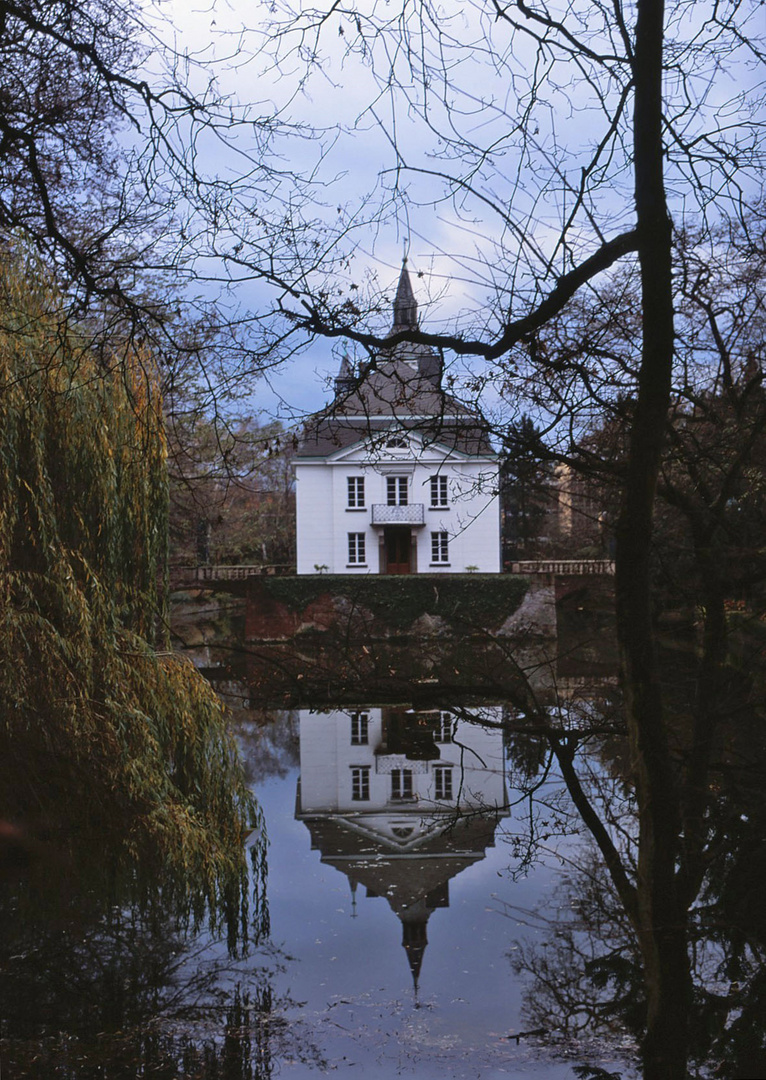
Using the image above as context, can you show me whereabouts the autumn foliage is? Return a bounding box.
[0,257,264,936]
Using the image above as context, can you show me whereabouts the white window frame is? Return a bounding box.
[391,769,414,801]
[348,532,366,565]
[350,711,369,745]
[433,712,454,744]
[351,766,370,801]
[430,474,449,508]
[434,766,453,801]
[431,531,449,564]
[347,476,365,508]
[387,475,408,506]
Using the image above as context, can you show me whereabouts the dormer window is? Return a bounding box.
[386,436,408,449]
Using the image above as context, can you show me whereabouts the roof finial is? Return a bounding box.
[392,257,418,333]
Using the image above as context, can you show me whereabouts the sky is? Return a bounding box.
[156,0,765,424]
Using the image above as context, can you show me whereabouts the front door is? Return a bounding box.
[384,527,412,574]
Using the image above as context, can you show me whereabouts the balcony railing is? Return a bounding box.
[375,754,430,774]
[371,503,425,526]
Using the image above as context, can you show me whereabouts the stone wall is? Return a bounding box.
[245,574,530,642]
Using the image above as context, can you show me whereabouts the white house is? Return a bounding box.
[295,705,509,987]
[294,263,501,574]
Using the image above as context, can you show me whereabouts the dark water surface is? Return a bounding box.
[7,595,729,1080]
[226,696,636,1080]
[0,688,635,1079]
[4,592,764,1077]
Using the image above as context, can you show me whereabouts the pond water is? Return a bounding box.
[0,637,635,1080]
[217,680,636,1080]
[10,599,764,1079]
[4,585,765,1080]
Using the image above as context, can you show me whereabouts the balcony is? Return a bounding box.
[371,503,426,526]
[374,754,430,774]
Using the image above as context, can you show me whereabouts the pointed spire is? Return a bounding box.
[401,913,428,994]
[334,354,355,397]
[392,258,418,333]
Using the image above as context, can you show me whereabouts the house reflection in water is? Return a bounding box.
[295,707,509,990]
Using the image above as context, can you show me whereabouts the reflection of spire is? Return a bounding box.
[392,259,418,333]
[296,707,510,996]
[400,898,430,997]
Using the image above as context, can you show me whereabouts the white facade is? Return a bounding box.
[295,433,500,575]
[297,705,508,828]
[295,704,509,986]
[294,262,501,575]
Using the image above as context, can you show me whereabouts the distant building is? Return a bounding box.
[294,262,501,574]
[295,706,509,989]
[553,463,608,551]
[500,458,611,561]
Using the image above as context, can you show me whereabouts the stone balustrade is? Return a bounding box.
[510,559,615,576]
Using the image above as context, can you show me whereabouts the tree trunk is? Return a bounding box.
[616,1,693,1076]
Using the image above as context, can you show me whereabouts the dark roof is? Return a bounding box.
[298,359,494,458]
[299,809,501,992]
[298,261,495,460]
[297,415,493,457]
[301,813,500,912]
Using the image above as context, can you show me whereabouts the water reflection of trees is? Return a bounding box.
[0,729,316,1080]
[195,626,766,1078]
[505,844,766,1078]
[488,673,766,1080]
[0,874,321,1080]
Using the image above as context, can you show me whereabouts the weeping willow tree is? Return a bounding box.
[0,256,266,941]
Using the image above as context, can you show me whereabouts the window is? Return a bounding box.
[430,474,449,507]
[348,532,366,564]
[350,711,369,745]
[431,531,449,563]
[434,712,454,744]
[434,766,453,801]
[387,476,408,506]
[386,436,408,449]
[391,769,414,800]
[351,766,370,801]
[347,476,365,508]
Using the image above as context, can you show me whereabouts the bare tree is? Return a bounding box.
[221,3,766,1077]
[0,0,305,404]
